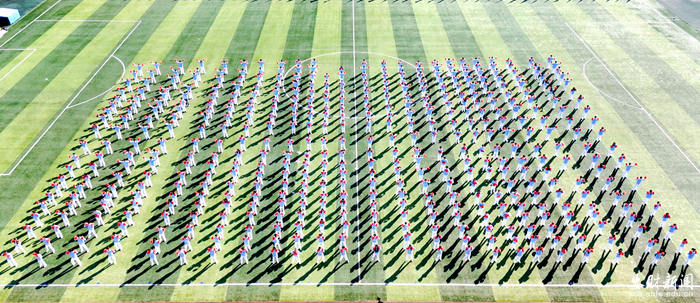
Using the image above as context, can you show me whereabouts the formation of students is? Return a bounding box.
[3,55,695,284]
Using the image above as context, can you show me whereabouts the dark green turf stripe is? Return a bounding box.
[280,0,317,63]
[435,1,483,59]
[223,0,272,62]
[0,0,127,135]
[481,2,543,65]
[112,1,227,300]
[479,3,605,301]
[387,1,426,64]
[30,0,83,21]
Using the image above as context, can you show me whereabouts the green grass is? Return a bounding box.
[1,0,700,302]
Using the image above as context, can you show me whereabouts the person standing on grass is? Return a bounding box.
[147,249,158,266]
[270,247,279,264]
[208,247,218,264]
[67,249,82,267]
[11,238,25,255]
[683,248,696,268]
[105,248,117,265]
[177,248,187,266]
[2,252,18,268]
[33,252,47,268]
[291,248,301,265]
[339,247,349,263]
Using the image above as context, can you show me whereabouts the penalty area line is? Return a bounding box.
[0,48,37,83]
[0,21,141,177]
[565,21,700,177]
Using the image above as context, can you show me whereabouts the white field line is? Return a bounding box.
[35,19,141,23]
[351,0,361,282]
[0,48,37,83]
[642,0,699,42]
[567,21,671,24]
[640,1,700,77]
[0,21,141,177]
[66,54,127,109]
[581,57,643,110]
[0,282,696,288]
[565,21,700,176]
[670,51,700,77]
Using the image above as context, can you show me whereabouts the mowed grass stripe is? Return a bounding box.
[435,1,482,59]
[415,4,504,302]
[409,0,464,294]
[338,0,390,300]
[279,1,344,301]
[309,0,363,299]
[224,0,294,301]
[186,0,247,72]
[223,0,272,62]
[113,1,228,301]
[281,0,322,291]
[582,3,700,143]
[216,1,276,301]
[382,2,442,302]
[58,7,164,303]
[0,0,109,134]
[360,2,401,293]
[411,2,454,61]
[557,5,700,167]
[167,2,251,301]
[361,0,395,288]
[61,1,201,301]
[430,5,499,301]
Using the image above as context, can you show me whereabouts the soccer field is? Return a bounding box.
[1,0,700,302]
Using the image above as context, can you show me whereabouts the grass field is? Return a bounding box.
[1,0,700,302]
